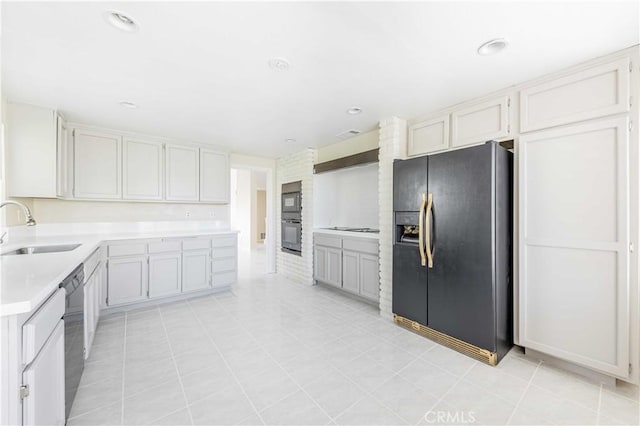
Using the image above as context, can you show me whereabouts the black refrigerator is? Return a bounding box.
[392,141,513,365]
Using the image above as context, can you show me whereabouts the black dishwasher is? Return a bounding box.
[59,264,84,421]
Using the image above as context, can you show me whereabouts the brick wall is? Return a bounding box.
[276,148,317,284]
[378,118,406,318]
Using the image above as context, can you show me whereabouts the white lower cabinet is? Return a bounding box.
[22,320,65,426]
[149,253,182,298]
[314,233,379,302]
[519,117,631,378]
[182,249,211,292]
[211,235,238,289]
[107,255,148,306]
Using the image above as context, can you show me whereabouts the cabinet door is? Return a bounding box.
[148,253,182,298]
[84,274,96,358]
[165,144,199,201]
[107,256,148,306]
[326,248,342,288]
[359,253,379,301]
[408,114,450,156]
[313,245,328,283]
[74,128,122,199]
[6,102,57,198]
[451,95,510,148]
[519,117,629,377]
[342,250,359,294]
[182,249,211,292]
[22,320,65,426]
[123,138,163,200]
[520,58,630,132]
[56,115,73,199]
[200,149,229,203]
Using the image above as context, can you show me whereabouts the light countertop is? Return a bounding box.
[313,228,380,240]
[0,229,238,317]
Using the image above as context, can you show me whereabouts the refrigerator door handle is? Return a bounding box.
[425,193,434,268]
[418,193,427,266]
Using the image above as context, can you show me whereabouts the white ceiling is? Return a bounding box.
[2,1,638,158]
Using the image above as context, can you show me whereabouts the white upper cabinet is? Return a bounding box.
[519,117,630,378]
[407,114,450,156]
[123,138,163,200]
[5,102,58,198]
[451,95,511,148]
[74,128,122,199]
[520,58,630,132]
[165,144,199,201]
[200,148,229,203]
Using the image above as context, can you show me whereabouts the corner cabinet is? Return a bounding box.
[200,149,229,203]
[73,128,122,199]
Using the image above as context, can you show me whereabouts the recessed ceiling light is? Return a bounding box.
[104,11,139,32]
[285,138,296,143]
[346,107,363,115]
[119,101,138,109]
[268,57,290,71]
[477,38,509,56]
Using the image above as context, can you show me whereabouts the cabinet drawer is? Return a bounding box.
[22,288,66,365]
[212,271,236,287]
[520,58,630,132]
[148,240,181,253]
[343,238,378,255]
[108,243,146,257]
[212,247,236,259]
[212,258,236,273]
[212,235,237,248]
[182,238,211,250]
[314,234,342,249]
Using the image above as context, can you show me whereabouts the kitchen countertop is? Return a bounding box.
[0,229,238,317]
[313,228,380,240]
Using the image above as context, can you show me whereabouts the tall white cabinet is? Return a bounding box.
[517,52,637,381]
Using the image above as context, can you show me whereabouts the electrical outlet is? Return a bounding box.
[185,211,191,218]
[209,211,215,218]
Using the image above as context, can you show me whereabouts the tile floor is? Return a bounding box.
[68,251,640,425]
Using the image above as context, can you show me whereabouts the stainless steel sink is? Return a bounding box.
[2,244,81,256]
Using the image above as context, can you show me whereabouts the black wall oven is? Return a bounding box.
[281,181,302,255]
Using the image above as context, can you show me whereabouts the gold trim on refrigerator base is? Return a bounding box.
[393,314,498,366]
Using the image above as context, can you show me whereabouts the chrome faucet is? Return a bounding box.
[0,200,37,226]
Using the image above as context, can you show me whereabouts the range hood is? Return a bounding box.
[313,148,379,174]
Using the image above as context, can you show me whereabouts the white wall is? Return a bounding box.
[313,163,379,229]
[276,149,316,284]
[230,168,252,252]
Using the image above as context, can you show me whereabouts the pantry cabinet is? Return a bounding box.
[407,114,450,156]
[123,138,163,200]
[520,57,630,132]
[165,144,199,201]
[519,117,631,378]
[200,148,229,203]
[74,128,122,199]
[451,95,511,148]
